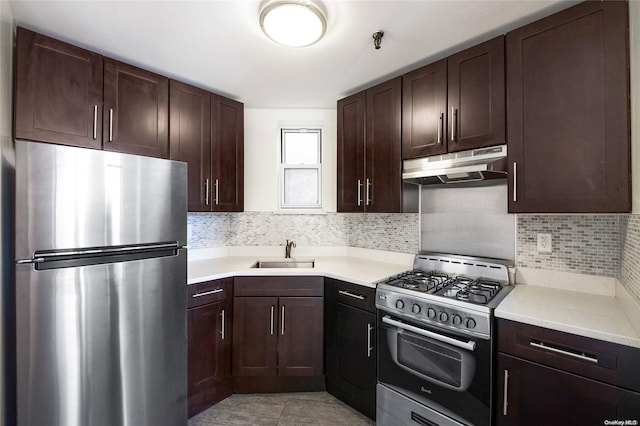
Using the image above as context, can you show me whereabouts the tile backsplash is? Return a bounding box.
[188,212,419,254]
[517,215,620,277]
[188,211,640,303]
[620,214,640,302]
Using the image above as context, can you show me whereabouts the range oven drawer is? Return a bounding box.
[377,384,466,426]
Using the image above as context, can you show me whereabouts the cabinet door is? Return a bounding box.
[496,353,640,425]
[507,1,630,213]
[103,58,169,158]
[187,298,231,416]
[169,80,211,212]
[278,297,323,377]
[365,77,402,213]
[14,27,103,149]
[325,301,376,419]
[448,36,505,152]
[402,59,447,159]
[337,91,366,212]
[232,297,278,377]
[211,95,244,212]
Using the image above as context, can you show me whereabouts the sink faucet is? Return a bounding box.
[285,240,296,258]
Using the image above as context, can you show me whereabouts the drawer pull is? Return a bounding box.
[530,340,598,363]
[338,290,365,301]
[191,288,223,298]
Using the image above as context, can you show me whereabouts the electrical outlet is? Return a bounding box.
[537,233,552,253]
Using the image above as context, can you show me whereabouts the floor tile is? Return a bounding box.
[187,392,375,426]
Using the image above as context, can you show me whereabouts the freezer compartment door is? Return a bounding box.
[15,141,187,260]
[16,250,187,426]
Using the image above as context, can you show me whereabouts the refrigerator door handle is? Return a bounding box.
[34,242,179,261]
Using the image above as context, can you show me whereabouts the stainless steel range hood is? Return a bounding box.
[403,145,508,185]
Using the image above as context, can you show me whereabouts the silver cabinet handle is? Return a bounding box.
[204,178,210,206]
[191,288,223,298]
[220,309,225,340]
[270,306,274,336]
[437,111,443,144]
[502,370,509,416]
[338,290,365,301]
[530,341,598,363]
[382,315,476,351]
[367,323,374,358]
[512,162,517,202]
[108,108,114,142]
[281,305,285,335]
[366,178,372,206]
[214,179,219,205]
[93,105,98,139]
[451,107,457,142]
[357,179,362,206]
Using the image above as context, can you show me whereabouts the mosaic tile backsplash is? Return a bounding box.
[188,212,419,254]
[517,215,620,277]
[188,211,640,303]
[620,214,640,302]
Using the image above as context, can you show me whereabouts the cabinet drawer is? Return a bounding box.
[497,319,640,392]
[325,278,375,313]
[234,276,323,297]
[188,278,232,308]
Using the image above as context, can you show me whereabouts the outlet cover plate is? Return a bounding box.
[537,233,552,253]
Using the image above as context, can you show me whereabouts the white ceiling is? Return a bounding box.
[9,0,577,109]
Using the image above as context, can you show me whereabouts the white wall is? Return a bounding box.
[630,0,639,213]
[243,108,337,212]
[0,1,14,424]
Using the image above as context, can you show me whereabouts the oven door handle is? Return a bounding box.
[382,316,476,351]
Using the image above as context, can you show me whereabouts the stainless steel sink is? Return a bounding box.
[252,259,315,268]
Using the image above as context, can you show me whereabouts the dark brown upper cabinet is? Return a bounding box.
[403,37,505,159]
[448,36,505,153]
[337,77,404,213]
[14,27,104,149]
[169,80,212,212]
[507,1,630,213]
[211,95,244,212]
[402,59,447,158]
[103,59,169,158]
[169,81,244,213]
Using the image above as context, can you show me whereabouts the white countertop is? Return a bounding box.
[187,246,414,288]
[496,277,640,349]
[189,248,640,349]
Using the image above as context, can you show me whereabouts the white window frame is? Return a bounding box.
[279,127,323,211]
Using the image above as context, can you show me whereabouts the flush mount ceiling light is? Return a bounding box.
[260,0,327,47]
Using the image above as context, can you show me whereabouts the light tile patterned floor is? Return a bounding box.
[188,392,375,426]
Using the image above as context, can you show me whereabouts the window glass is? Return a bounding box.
[280,128,322,210]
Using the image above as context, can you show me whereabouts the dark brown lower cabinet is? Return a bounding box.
[496,319,640,425]
[187,279,233,417]
[496,354,640,425]
[325,279,376,420]
[232,276,324,393]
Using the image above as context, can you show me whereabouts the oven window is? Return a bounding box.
[397,332,462,387]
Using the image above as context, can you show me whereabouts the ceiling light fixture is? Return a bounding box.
[260,0,327,47]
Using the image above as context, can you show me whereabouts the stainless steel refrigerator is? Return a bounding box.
[14,141,188,426]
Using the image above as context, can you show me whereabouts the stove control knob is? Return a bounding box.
[412,304,421,314]
[395,300,405,310]
[452,314,462,325]
[466,318,477,329]
[427,308,436,319]
[439,312,449,322]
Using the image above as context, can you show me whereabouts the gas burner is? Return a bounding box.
[435,277,503,305]
[383,270,451,293]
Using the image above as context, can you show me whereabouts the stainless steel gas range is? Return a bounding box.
[375,253,514,426]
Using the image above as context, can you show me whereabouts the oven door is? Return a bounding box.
[378,311,492,426]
